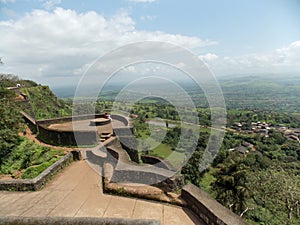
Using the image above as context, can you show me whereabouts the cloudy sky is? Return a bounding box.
[0,0,300,87]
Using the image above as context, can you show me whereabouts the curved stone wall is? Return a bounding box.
[22,113,130,146]
[37,125,98,146]
[111,114,129,126]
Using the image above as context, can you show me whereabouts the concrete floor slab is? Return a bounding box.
[22,190,71,217]
[103,196,136,218]
[132,200,163,224]
[48,190,90,217]
[0,161,201,225]
[164,205,202,225]
[0,192,27,216]
[75,193,111,218]
[4,191,49,217]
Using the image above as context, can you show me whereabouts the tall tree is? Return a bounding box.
[212,152,250,215]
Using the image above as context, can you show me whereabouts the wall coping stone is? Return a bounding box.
[0,217,160,225]
[181,184,250,225]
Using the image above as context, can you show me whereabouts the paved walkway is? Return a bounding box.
[0,161,202,225]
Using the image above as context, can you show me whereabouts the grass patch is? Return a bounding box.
[150,143,185,168]
[0,137,65,179]
[21,158,58,179]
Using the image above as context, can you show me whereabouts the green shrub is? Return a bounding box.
[21,158,58,179]
[0,138,64,178]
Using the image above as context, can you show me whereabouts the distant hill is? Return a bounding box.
[51,73,300,113]
[0,74,72,120]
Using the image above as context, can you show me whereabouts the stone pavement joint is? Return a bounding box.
[0,161,203,225]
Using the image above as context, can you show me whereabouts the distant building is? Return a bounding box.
[235,146,249,155]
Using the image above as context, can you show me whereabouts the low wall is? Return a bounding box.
[35,114,130,146]
[106,146,183,192]
[0,153,74,191]
[0,217,160,225]
[141,155,176,171]
[37,124,98,146]
[118,136,139,163]
[21,110,38,133]
[111,170,167,185]
[20,110,36,125]
[20,112,131,146]
[111,114,129,126]
[113,127,134,136]
[181,184,250,225]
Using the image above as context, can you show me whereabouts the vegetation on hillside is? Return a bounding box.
[0,138,65,179]
[0,75,66,179]
[0,77,22,165]
[182,129,300,225]
[22,85,72,120]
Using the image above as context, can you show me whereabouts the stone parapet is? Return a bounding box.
[181,184,249,225]
[0,217,160,225]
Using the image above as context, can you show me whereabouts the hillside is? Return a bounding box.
[0,75,68,179]
[21,85,72,120]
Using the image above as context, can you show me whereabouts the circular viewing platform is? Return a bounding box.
[90,118,111,126]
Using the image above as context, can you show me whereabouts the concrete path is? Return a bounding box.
[0,161,202,225]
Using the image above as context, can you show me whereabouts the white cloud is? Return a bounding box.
[206,41,300,75]
[127,0,157,3]
[199,53,218,62]
[0,0,15,4]
[43,0,61,10]
[0,8,215,85]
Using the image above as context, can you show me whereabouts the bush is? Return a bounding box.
[0,138,64,178]
[21,158,57,179]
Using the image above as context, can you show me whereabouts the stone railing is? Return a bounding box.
[0,217,160,225]
[0,152,76,191]
[181,184,250,225]
[111,114,130,126]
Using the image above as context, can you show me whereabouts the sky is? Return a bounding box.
[0,0,300,87]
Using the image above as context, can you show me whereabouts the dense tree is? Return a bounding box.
[182,147,205,187]
[212,152,250,215]
[247,167,300,225]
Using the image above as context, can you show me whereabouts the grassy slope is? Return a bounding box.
[22,85,72,120]
[1,78,69,179]
[0,137,65,179]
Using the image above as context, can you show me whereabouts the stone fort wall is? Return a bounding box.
[22,113,131,146]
